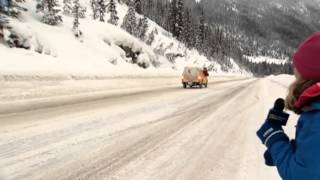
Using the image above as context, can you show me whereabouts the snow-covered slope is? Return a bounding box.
[0,0,249,79]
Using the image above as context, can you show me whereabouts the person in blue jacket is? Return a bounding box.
[257,32,320,180]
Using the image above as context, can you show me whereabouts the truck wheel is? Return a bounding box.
[183,83,187,89]
[205,83,208,88]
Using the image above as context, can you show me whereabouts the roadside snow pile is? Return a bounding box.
[245,55,288,65]
[0,0,249,79]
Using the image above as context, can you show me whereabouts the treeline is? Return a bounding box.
[238,56,293,76]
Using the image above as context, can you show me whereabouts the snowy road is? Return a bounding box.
[0,76,295,180]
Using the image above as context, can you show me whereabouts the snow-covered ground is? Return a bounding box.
[0,0,249,80]
[0,75,298,180]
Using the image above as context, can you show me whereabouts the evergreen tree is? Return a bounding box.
[78,3,86,18]
[63,0,72,15]
[134,0,141,14]
[176,0,184,39]
[197,8,205,51]
[97,0,106,22]
[169,0,176,34]
[0,14,8,39]
[155,0,168,29]
[136,16,148,40]
[121,2,136,35]
[72,0,83,39]
[1,0,27,17]
[37,0,63,25]
[146,29,155,45]
[107,0,119,25]
[145,0,154,19]
[90,0,99,20]
[72,0,80,30]
[169,0,183,40]
[182,8,193,48]
[36,0,44,13]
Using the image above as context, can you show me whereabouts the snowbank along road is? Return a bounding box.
[0,75,297,180]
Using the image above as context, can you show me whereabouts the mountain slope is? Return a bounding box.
[0,0,249,80]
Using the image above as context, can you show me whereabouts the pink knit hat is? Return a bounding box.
[293,32,320,80]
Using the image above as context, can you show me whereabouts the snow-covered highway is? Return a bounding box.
[0,76,297,180]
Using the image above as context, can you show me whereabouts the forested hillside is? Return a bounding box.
[131,0,320,75]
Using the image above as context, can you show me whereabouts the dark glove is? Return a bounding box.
[257,103,290,149]
[258,99,290,166]
[264,150,275,166]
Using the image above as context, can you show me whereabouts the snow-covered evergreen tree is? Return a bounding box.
[146,29,155,45]
[63,0,72,15]
[72,0,83,39]
[36,0,63,25]
[107,0,118,25]
[1,0,27,17]
[78,4,86,18]
[169,0,184,40]
[36,0,43,12]
[196,8,205,51]
[175,0,184,41]
[136,16,148,40]
[72,0,79,30]
[90,0,99,20]
[0,14,8,40]
[97,0,106,22]
[134,0,141,14]
[70,0,86,18]
[169,0,176,34]
[182,8,193,48]
[121,2,136,35]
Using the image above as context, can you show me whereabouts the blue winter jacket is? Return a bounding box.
[270,102,320,180]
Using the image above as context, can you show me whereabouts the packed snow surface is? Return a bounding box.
[0,75,298,180]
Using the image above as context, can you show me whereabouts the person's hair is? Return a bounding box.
[285,72,319,113]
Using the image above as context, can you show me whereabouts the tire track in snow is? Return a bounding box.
[106,79,261,180]
[57,80,258,180]
[0,78,254,180]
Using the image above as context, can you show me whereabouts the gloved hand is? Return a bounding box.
[263,141,296,166]
[264,150,275,166]
[257,99,290,167]
[257,120,289,148]
[257,99,290,149]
